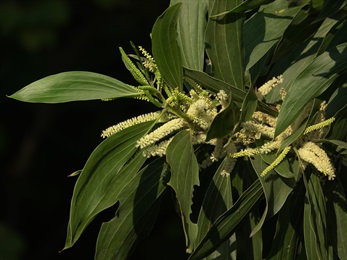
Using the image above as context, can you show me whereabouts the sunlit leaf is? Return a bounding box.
[210,0,274,17]
[8,71,140,103]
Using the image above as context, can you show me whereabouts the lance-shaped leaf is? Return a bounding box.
[210,0,274,17]
[152,3,183,90]
[63,121,155,250]
[275,43,347,136]
[166,130,199,253]
[95,158,168,259]
[170,0,207,71]
[189,178,263,260]
[8,71,139,103]
[267,184,305,260]
[206,0,245,89]
[196,158,236,259]
[244,3,303,72]
[303,173,329,260]
[250,155,293,236]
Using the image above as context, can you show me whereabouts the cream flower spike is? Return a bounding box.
[258,75,283,97]
[101,111,161,138]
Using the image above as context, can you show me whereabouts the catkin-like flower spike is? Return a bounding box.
[260,146,291,177]
[142,138,173,158]
[216,90,229,109]
[119,47,149,86]
[303,117,335,135]
[297,142,335,180]
[101,111,161,138]
[258,75,283,97]
[138,46,157,72]
[242,121,275,139]
[252,111,277,128]
[136,118,186,149]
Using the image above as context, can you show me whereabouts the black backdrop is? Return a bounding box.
[1,0,188,259]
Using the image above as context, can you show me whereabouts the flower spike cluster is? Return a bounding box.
[101,46,337,181]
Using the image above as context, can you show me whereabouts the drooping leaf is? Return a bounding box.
[63,121,155,250]
[267,17,339,103]
[206,101,238,141]
[196,158,236,259]
[166,130,199,253]
[189,178,263,260]
[325,177,347,260]
[267,183,305,260]
[205,0,245,89]
[183,68,246,101]
[275,43,347,136]
[244,3,303,71]
[239,86,258,123]
[210,0,275,17]
[152,3,183,90]
[303,173,328,260]
[250,155,293,236]
[170,0,208,71]
[95,158,168,259]
[8,71,140,103]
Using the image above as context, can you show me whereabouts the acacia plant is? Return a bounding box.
[9,0,347,259]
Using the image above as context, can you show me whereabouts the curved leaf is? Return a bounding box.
[8,71,139,103]
[196,158,235,259]
[95,158,168,259]
[63,121,155,250]
[210,0,274,17]
[206,0,245,89]
[152,3,183,90]
[244,3,302,71]
[249,155,293,236]
[166,130,199,253]
[275,43,347,136]
[170,0,207,70]
[189,179,263,260]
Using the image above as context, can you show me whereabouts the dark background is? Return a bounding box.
[1,0,187,259]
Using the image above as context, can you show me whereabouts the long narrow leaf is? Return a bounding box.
[206,0,245,89]
[275,43,347,136]
[152,3,183,90]
[95,158,168,259]
[63,121,155,250]
[189,178,263,260]
[8,71,139,103]
[170,0,207,70]
[166,130,199,253]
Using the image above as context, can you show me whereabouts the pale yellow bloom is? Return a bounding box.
[260,146,291,177]
[258,75,283,97]
[297,142,335,180]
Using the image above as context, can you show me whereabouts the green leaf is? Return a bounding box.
[267,183,305,260]
[183,68,246,101]
[206,101,238,141]
[166,130,199,253]
[324,176,347,260]
[8,71,139,103]
[63,121,155,250]
[206,0,245,89]
[275,43,347,136]
[244,3,303,71]
[240,86,258,123]
[95,158,168,259]
[196,158,236,259]
[303,173,328,260]
[210,0,274,17]
[250,155,293,236]
[152,3,183,90]
[189,178,263,260]
[170,0,207,71]
[267,17,339,103]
